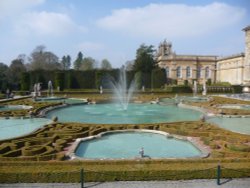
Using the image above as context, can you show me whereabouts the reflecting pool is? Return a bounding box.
[180,96,209,102]
[35,97,87,105]
[46,103,202,124]
[75,131,202,159]
[207,117,250,135]
[0,118,51,140]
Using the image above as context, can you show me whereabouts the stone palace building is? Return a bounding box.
[157,26,250,86]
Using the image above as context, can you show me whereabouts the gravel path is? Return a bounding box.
[1,178,250,188]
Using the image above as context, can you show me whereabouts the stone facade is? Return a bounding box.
[157,25,250,86]
[243,26,250,85]
[216,54,244,85]
[157,40,217,85]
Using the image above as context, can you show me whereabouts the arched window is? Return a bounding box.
[176,66,182,78]
[197,66,202,78]
[186,66,191,78]
[165,67,169,78]
[205,66,210,78]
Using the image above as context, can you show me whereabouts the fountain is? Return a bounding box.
[109,68,135,110]
[47,80,54,97]
[193,80,197,97]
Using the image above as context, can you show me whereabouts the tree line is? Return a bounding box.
[0,43,157,92]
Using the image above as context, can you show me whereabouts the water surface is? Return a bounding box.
[46,103,202,124]
[75,132,202,159]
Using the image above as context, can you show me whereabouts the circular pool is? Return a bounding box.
[46,103,202,124]
[75,131,203,159]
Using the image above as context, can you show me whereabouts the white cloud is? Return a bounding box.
[97,2,246,39]
[15,11,87,36]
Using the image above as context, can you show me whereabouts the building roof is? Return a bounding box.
[158,54,217,62]
[243,25,250,32]
[218,53,244,61]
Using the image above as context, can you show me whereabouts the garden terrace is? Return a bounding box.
[185,96,250,116]
[1,121,250,161]
[0,98,63,117]
[0,121,250,182]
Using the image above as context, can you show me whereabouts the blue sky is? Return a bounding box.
[0,0,249,68]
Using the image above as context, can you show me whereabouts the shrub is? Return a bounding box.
[165,85,192,93]
[232,85,243,93]
[206,79,212,86]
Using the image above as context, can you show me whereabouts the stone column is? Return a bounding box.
[243,26,250,85]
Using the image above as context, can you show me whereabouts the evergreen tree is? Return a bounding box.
[74,52,83,70]
[133,44,156,73]
[61,55,71,70]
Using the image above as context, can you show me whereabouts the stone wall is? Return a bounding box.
[243,26,250,85]
[216,54,244,85]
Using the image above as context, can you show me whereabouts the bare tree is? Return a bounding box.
[30,45,61,70]
[100,59,112,70]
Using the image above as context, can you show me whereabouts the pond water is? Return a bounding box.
[218,104,250,110]
[0,118,51,140]
[46,103,202,124]
[75,131,202,159]
[0,105,32,111]
[35,97,87,105]
[207,117,250,135]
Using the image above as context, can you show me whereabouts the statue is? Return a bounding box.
[100,86,103,94]
[202,80,207,96]
[37,83,41,96]
[33,83,38,97]
[139,147,144,158]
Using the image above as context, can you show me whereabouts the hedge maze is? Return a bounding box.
[0,98,62,117]
[1,120,250,161]
[186,96,250,115]
[1,96,250,182]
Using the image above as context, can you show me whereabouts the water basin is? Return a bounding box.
[46,103,202,124]
[218,104,250,110]
[0,118,51,140]
[180,96,209,102]
[0,105,32,111]
[75,131,203,159]
[207,117,250,135]
[35,97,87,105]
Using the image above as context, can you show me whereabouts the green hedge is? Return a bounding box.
[0,163,250,183]
[165,85,192,93]
[151,68,166,89]
[232,85,243,93]
[55,72,65,91]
